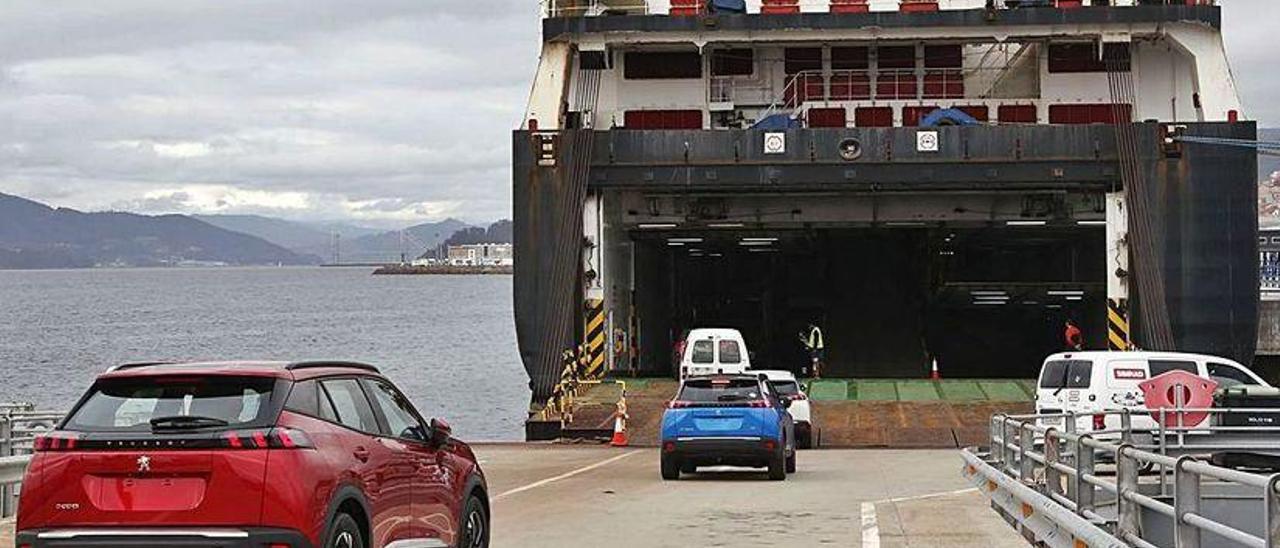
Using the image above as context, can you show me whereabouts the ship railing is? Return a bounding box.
[542,0,649,18]
[967,407,1280,547]
[740,67,1021,115]
[1,405,64,518]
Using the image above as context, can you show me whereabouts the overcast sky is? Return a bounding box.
[0,1,1274,227]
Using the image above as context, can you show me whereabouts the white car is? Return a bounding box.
[753,369,818,449]
[679,328,752,379]
[1035,351,1269,436]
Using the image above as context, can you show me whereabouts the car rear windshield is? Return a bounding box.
[1040,360,1092,389]
[63,376,280,432]
[678,378,761,402]
[690,339,715,364]
[770,380,800,396]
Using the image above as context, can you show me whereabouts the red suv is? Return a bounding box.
[15,360,489,548]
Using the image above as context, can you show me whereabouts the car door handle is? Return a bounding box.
[353,447,370,463]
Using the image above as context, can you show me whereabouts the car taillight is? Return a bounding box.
[663,441,676,453]
[668,401,692,409]
[790,393,807,401]
[1092,414,1106,431]
[762,439,777,450]
[32,432,79,452]
[748,400,770,408]
[221,428,313,449]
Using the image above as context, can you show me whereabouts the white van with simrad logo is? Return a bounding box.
[1035,351,1269,435]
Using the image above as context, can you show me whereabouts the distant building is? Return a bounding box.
[446,243,513,266]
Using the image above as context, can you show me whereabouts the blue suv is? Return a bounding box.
[660,374,796,480]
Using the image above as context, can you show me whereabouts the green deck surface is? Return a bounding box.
[894,381,941,401]
[601,376,1033,402]
[937,381,988,401]
[851,380,898,401]
[808,380,850,401]
[977,381,1034,401]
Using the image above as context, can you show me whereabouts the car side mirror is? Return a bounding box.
[402,426,427,442]
[429,418,452,448]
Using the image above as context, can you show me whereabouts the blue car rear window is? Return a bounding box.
[679,378,760,402]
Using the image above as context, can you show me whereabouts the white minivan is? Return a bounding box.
[679,328,752,379]
[1035,351,1270,435]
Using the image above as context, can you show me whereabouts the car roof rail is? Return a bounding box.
[106,360,178,372]
[285,360,381,373]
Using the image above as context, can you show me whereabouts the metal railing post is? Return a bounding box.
[1075,434,1095,517]
[1120,408,1133,445]
[1003,418,1017,476]
[991,414,1004,467]
[1174,456,1201,548]
[0,413,11,518]
[1044,428,1062,499]
[1065,413,1078,502]
[1266,474,1280,548]
[1019,422,1035,483]
[1116,444,1142,540]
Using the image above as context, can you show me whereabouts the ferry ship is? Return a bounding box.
[511,0,1258,405]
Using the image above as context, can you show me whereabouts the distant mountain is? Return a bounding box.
[193,214,383,260]
[0,193,318,269]
[342,219,470,263]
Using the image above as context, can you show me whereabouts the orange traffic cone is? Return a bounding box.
[610,415,628,447]
[610,397,629,447]
[929,358,941,380]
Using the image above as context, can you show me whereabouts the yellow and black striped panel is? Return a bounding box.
[1107,298,1130,351]
[583,298,607,378]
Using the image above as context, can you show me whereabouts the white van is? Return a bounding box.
[679,328,752,378]
[1035,351,1269,435]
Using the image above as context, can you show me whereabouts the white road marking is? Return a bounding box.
[859,487,978,547]
[493,450,641,502]
[860,502,879,548]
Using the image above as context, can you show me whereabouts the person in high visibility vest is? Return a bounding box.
[799,323,825,379]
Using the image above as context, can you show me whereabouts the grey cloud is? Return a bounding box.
[0,0,537,224]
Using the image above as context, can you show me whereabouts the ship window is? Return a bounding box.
[623,110,703,130]
[711,49,754,76]
[855,107,893,128]
[923,45,962,69]
[784,48,822,75]
[903,105,940,127]
[1271,237,1280,244]
[1049,104,1132,125]
[1048,43,1130,73]
[998,104,1038,124]
[624,51,702,79]
[807,107,847,128]
[831,47,870,71]
[955,105,989,122]
[877,46,916,70]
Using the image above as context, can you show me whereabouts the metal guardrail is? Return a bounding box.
[965,408,1280,548]
[1,404,63,518]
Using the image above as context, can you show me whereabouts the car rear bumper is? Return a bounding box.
[16,527,313,548]
[665,436,778,466]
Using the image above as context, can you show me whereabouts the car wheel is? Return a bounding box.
[798,429,812,450]
[457,494,489,548]
[661,454,681,480]
[325,513,365,548]
[767,450,786,481]
[786,450,797,474]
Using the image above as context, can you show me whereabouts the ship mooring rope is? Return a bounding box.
[1106,44,1176,351]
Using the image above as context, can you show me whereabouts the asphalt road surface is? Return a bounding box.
[1,446,1027,547]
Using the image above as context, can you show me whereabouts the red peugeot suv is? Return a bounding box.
[15,360,489,548]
